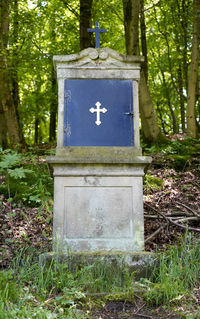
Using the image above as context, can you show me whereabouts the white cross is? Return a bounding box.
[89,101,107,126]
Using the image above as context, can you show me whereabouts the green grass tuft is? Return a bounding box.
[144,234,200,305]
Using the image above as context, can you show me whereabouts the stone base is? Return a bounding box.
[47,152,151,253]
[39,251,157,280]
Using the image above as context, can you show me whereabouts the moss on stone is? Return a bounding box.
[47,147,152,165]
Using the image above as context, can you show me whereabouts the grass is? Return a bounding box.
[0,249,134,318]
[144,233,200,306]
[0,235,199,318]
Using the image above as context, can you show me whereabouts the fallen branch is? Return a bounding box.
[144,203,200,235]
[165,211,191,217]
[135,315,153,319]
[176,216,200,223]
[168,217,200,232]
[144,203,169,223]
[144,215,158,219]
[135,303,146,314]
[145,224,167,244]
[176,201,199,217]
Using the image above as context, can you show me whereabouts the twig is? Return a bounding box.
[135,303,146,314]
[144,0,162,12]
[60,0,79,18]
[144,215,158,219]
[176,216,200,223]
[100,1,124,23]
[165,211,191,217]
[168,218,200,232]
[133,313,153,319]
[176,201,199,217]
[145,224,167,243]
[144,203,169,223]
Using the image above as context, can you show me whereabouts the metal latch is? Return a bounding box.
[124,112,134,117]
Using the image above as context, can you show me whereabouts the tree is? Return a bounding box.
[186,0,200,138]
[0,0,23,147]
[123,0,162,144]
[80,0,93,50]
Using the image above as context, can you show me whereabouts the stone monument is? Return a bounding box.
[45,24,152,266]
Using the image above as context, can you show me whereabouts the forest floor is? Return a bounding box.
[0,138,200,318]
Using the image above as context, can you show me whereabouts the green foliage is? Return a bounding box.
[0,149,53,208]
[161,138,200,156]
[0,150,33,198]
[0,270,19,303]
[143,235,200,306]
[144,174,164,192]
[0,249,135,318]
[144,137,200,170]
[0,237,199,317]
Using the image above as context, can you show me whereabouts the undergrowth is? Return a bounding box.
[0,235,199,318]
[143,234,200,307]
[144,137,200,170]
[0,149,53,209]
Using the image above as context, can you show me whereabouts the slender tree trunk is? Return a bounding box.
[11,0,26,146]
[0,102,7,148]
[123,0,161,144]
[48,13,57,142]
[161,70,178,133]
[11,0,19,115]
[180,0,189,93]
[34,117,39,145]
[49,66,57,142]
[156,103,168,135]
[0,0,23,146]
[186,0,200,137]
[140,0,148,81]
[80,0,93,50]
[178,65,186,132]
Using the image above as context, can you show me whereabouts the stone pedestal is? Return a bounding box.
[47,148,151,253]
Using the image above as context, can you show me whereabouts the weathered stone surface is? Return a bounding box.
[47,148,152,164]
[51,162,150,253]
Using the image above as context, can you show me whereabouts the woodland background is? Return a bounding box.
[0,0,200,149]
[0,1,200,318]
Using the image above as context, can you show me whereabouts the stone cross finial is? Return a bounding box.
[87,22,107,48]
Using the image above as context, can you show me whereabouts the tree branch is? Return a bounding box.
[175,201,199,217]
[144,0,162,12]
[145,224,167,243]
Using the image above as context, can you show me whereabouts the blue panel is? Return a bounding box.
[63,79,134,146]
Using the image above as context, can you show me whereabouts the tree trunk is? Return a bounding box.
[80,0,93,50]
[0,0,23,146]
[0,102,7,149]
[161,70,178,133]
[186,0,200,138]
[123,0,140,55]
[49,66,57,142]
[123,0,161,144]
[140,0,148,81]
[178,65,186,132]
[139,70,162,142]
[34,117,39,145]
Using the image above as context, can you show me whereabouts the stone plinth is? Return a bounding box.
[47,148,151,253]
